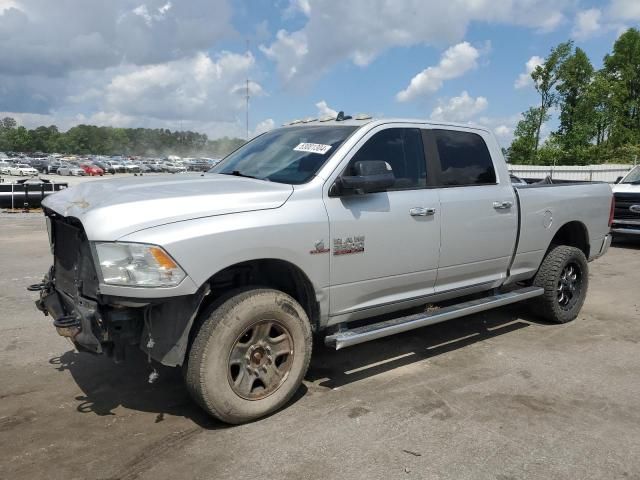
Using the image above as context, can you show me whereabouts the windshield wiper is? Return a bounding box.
[221,170,269,181]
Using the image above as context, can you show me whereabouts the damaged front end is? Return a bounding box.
[34,211,209,367]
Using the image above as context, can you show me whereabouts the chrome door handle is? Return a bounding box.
[493,201,513,210]
[410,207,436,217]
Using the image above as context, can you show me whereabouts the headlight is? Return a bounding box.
[94,242,186,287]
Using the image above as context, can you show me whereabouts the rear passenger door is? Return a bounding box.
[429,129,517,292]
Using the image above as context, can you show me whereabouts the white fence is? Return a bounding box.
[508,164,635,183]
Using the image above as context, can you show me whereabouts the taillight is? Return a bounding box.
[609,195,615,227]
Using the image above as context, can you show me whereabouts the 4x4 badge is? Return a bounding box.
[309,240,330,255]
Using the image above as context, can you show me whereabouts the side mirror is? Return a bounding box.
[331,160,395,196]
[615,176,623,184]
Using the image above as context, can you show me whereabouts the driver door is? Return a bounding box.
[324,126,441,323]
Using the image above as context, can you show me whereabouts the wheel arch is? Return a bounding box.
[548,221,590,258]
[198,258,320,332]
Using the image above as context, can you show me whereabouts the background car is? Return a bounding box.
[45,160,65,174]
[80,163,104,176]
[8,163,38,176]
[122,161,141,173]
[0,161,11,174]
[92,160,116,174]
[29,157,51,173]
[57,164,86,176]
[162,162,187,173]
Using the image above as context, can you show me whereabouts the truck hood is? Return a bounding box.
[43,173,294,240]
[612,184,640,194]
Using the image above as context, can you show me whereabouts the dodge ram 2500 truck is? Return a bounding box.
[34,117,614,424]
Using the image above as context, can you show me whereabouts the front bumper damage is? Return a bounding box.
[35,270,210,366]
[34,213,210,367]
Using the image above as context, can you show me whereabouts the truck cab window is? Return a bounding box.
[433,130,496,186]
[349,128,427,190]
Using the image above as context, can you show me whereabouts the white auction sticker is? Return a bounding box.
[294,143,332,155]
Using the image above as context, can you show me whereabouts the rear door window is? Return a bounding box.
[433,130,496,186]
[349,128,427,190]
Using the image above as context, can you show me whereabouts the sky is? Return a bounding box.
[0,0,638,148]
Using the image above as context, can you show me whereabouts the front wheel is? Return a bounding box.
[532,245,589,323]
[185,288,312,424]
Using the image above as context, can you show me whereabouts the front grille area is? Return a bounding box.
[50,216,99,299]
[614,192,640,220]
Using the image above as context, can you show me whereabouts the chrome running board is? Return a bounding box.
[324,286,544,350]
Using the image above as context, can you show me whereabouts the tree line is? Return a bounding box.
[0,119,246,158]
[508,28,640,166]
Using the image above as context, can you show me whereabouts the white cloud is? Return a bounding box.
[430,91,488,122]
[103,52,261,123]
[494,125,512,139]
[609,0,640,20]
[572,9,603,40]
[476,114,522,147]
[0,51,264,139]
[260,30,309,83]
[261,0,573,86]
[0,0,20,13]
[315,100,337,118]
[397,42,480,102]
[514,55,543,89]
[253,118,275,137]
[0,0,233,77]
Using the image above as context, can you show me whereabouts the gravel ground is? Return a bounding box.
[0,216,639,480]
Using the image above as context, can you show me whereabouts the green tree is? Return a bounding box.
[531,41,573,152]
[554,47,595,160]
[509,107,549,164]
[603,28,640,148]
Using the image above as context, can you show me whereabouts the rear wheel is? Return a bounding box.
[532,245,588,323]
[185,288,312,424]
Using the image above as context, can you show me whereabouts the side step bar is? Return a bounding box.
[325,286,544,350]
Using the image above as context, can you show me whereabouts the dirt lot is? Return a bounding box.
[1,216,639,480]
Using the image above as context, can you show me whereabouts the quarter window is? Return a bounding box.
[433,130,496,186]
[349,128,427,190]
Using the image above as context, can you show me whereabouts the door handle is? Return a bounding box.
[493,201,513,210]
[410,207,436,217]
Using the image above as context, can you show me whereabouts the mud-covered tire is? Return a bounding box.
[532,245,589,323]
[185,288,312,424]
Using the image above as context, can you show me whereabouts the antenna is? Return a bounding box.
[245,39,250,140]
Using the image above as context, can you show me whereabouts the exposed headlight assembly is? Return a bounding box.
[94,242,186,287]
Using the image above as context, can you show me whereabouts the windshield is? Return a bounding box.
[210,125,358,184]
[621,166,640,184]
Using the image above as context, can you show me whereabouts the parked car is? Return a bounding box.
[145,162,165,172]
[611,165,640,239]
[57,164,86,176]
[29,158,51,173]
[162,162,187,173]
[133,162,151,173]
[36,118,613,424]
[106,160,125,173]
[0,161,11,174]
[122,161,141,173]
[80,164,104,176]
[45,160,65,174]
[9,163,38,176]
[92,160,116,174]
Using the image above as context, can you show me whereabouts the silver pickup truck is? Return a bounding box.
[34,117,613,424]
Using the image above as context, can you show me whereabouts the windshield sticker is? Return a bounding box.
[294,143,332,155]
